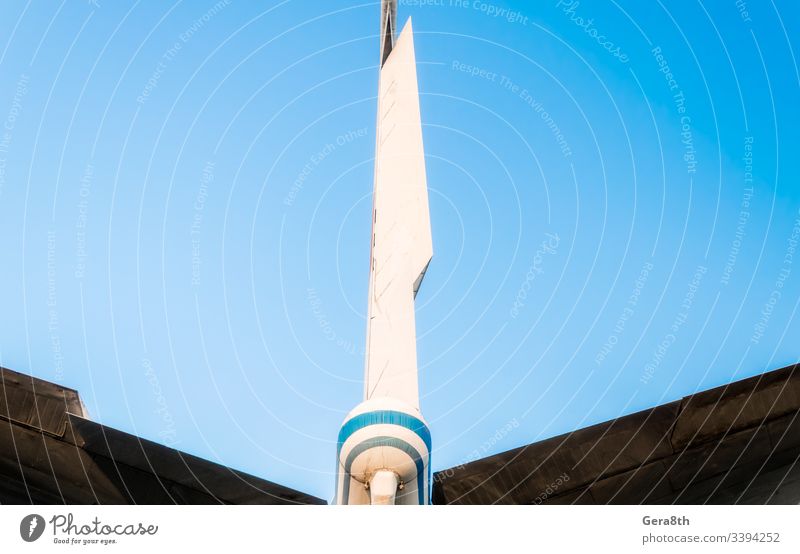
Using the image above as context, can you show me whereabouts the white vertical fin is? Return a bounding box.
[364,18,432,409]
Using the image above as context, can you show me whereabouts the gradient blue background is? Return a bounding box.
[0,0,798,501]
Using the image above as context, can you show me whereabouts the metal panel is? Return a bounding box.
[434,364,800,504]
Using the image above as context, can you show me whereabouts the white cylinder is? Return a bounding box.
[370,470,399,505]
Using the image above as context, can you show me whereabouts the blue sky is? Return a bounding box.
[0,0,798,501]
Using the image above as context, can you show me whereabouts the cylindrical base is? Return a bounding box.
[336,398,431,505]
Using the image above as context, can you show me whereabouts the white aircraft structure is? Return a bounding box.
[335,0,433,505]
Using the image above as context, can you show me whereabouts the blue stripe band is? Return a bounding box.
[337,410,431,453]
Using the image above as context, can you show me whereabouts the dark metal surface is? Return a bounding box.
[379,0,397,66]
[0,366,86,435]
[433,364,800,504]
[0,367,325,505]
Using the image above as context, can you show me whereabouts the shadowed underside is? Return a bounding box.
[0,366,325,504]
[433,363,800,505]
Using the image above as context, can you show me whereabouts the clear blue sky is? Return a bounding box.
[0,0,798,502]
